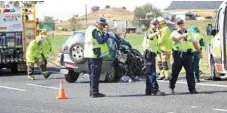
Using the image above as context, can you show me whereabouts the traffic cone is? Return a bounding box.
[56,80,68,99]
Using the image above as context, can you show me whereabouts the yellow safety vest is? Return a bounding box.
[158,25,173,52]
[172,30,194,52]
[84,25,109,59]
[141,28,159,54]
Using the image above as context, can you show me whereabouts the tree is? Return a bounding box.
[122,7,126,9]
[105,5,110,9]
[69,17,79,30]
[134,3,161,19]
[91,6,100,12]
[0,1,44,8]
[43,16,55,23]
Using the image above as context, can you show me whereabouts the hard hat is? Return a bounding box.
[189,25,200,33]
[157,16,166,25]
[150,18,159,24]
[36,35,45,43]
[96,17,108,26]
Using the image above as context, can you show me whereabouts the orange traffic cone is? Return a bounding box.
[56,80,68,99]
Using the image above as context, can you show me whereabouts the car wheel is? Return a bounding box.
[64,70,80,83]
[69,43,86,64]
[105,63,118,82]
[210,58,221,81]
[11,65,18,74]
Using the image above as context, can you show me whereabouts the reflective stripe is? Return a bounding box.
[145,42,158,46]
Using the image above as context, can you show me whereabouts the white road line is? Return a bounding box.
[214,108,227,112]
[0,86,27,92]
[159,81,227,88]
[191,106,198,108]
[27,84,59,90]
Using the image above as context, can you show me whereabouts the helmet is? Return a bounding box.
[96,17,108,26]
[189,25,200,33]
[36,35,45,43]
[157,16,166,25]
[150,18,159,24]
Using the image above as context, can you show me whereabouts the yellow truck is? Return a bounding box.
[206,2,227,80]
[0,5,38,73]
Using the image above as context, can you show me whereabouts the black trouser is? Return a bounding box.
[169,51,196,91]
[144,51,159,93]
[88,58,103,94]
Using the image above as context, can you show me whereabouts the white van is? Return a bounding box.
[206,1,227,80]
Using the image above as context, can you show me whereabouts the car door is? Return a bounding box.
[222,5,227,69]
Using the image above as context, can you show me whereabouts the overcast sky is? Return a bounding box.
[35,0,221,20]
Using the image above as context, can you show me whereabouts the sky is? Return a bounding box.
[34,0,221,20]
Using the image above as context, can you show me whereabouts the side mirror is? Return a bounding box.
[206,24,213,35]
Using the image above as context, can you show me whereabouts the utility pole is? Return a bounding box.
[85,5,87,28]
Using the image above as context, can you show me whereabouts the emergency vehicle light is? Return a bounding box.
[3,8,15,13]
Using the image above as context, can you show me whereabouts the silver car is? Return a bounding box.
[57,31,118,83]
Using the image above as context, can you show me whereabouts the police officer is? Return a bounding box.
[156,17,173,81]
[40,29,52,67]
[26,36,52,80]
[189,25,204,82]
[169,19,201,94]
[84,17,109,98]
[141,18,165,96]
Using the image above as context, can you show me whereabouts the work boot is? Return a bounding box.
[28,75,35,80]
[169,88,174,94]
[151,90,166,96]
[157,76,165,80]
[190,89,198,94]
[195,78,201,83]
[164,77,170,81]
[90,93,105,98]
[43,72,52,79]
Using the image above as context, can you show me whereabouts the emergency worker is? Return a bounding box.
[84,17,109,98]
[169,19,202,94]
[189,25,204,82]
[156,17,173,81]
[40,29,52,67]
[26,36,52,80]
[141,18,165,96]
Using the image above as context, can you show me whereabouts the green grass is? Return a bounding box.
[50,20,215,75]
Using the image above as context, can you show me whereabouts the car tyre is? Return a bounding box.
[210,58,221,81]
[11,65,18,74]
[69,43,87,64]
[105,63,118,82]
[65,70,80,83]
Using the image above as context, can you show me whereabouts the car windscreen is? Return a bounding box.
[65,32,85,44]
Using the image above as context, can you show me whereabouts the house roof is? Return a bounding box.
[165,1,224,10]
[81,8,133,19]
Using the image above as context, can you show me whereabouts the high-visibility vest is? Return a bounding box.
[141,28,159,54]
[84,25,109,58]
[172,30,194,52]
[158,25,173,52]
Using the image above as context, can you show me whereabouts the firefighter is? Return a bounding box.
[26,35,52,80]
[141,18,165,96]
[156,17,173,81]
[40,29,52,67]
[84,17,109,98]
[189,25,205,82]
[169,19,202,94]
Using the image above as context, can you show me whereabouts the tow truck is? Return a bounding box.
[206,1,227,80]
[0,5,39,73]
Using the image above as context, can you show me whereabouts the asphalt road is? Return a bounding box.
[1,69,227,113]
